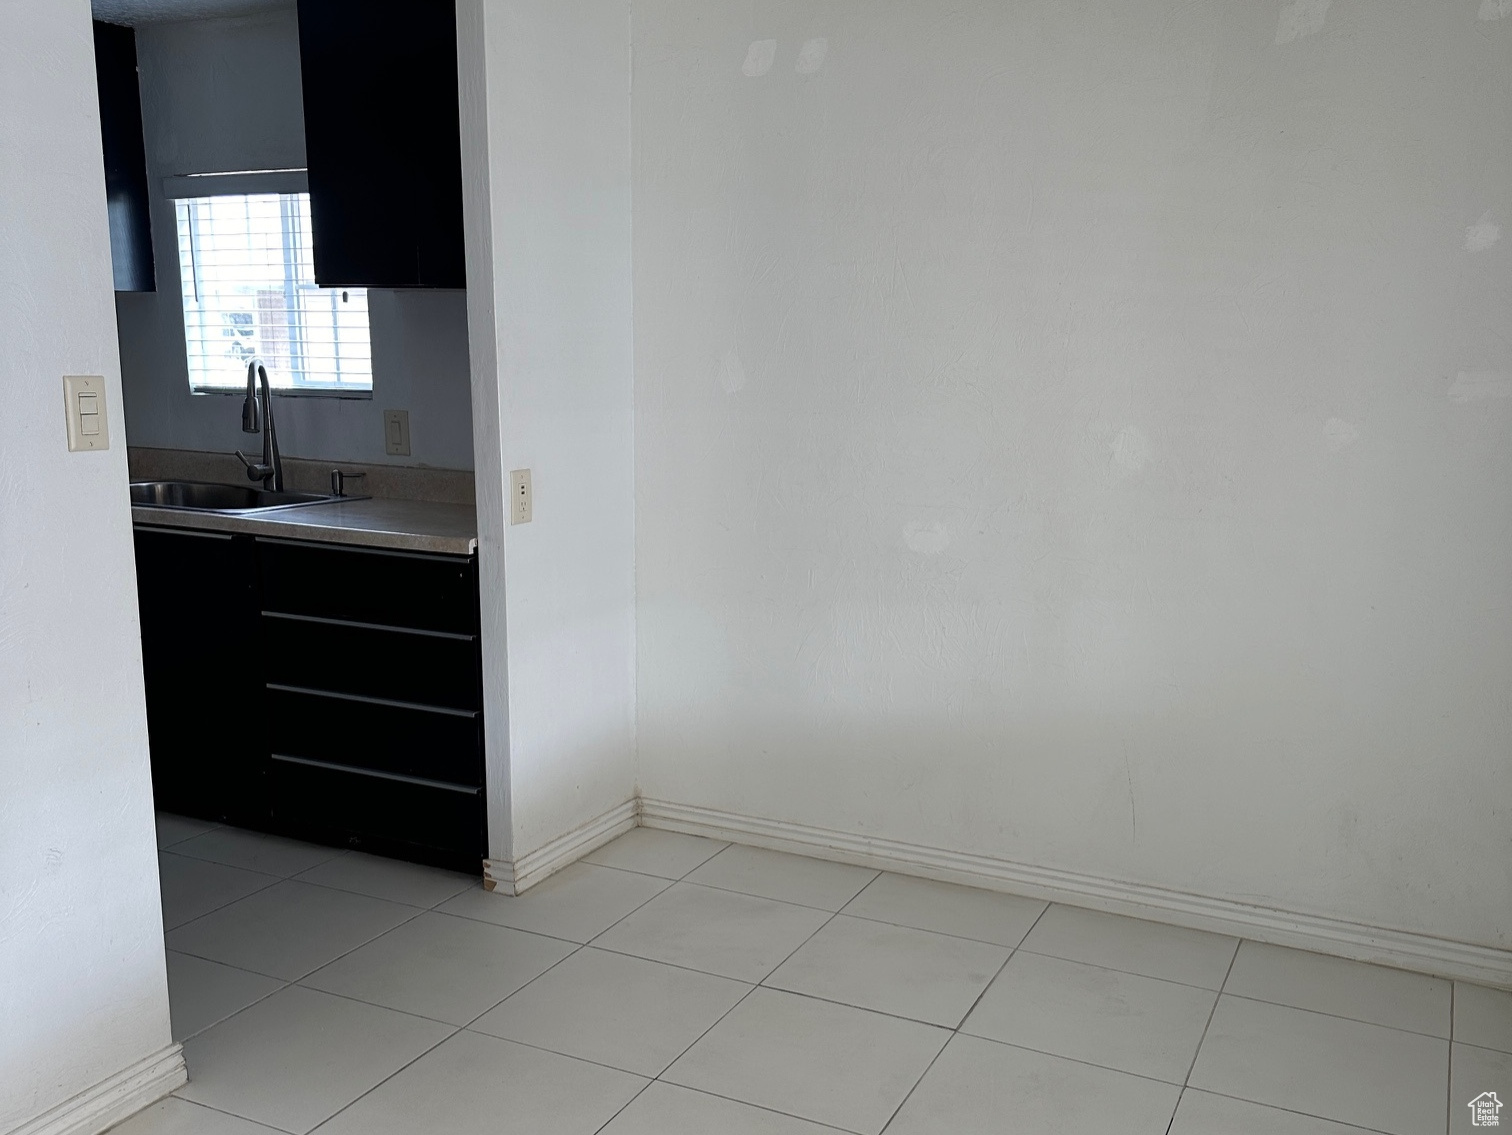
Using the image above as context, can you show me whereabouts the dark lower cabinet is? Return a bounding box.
[133,527,486,873]
[133,527,263,824]
[270,758,483,869]
[265,686,481,786]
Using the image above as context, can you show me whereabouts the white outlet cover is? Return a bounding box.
[510,468,532,524]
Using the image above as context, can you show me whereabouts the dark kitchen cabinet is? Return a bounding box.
[133,527,263,823]
[296,0,466,289]
[256,538,485,870]
[93,21,155,292]
[133,527,486,873]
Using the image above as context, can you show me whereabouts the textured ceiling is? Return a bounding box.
[92,0,291,25]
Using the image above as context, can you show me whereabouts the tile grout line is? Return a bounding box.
[589,840,849,1135]
[163,845,456,935]
[451,837,762,1096]
[170,974,294,1045]
[167,829,348,876]
[1009,943,1231,993]
[284,858,678,1048]
[876,898,1054,1134]
[1207,989,1457,1042]
[636,892,857,1131]
[290,1021,465,1134]
[1182,936,1241,1087]
[947,1031,1220,1091]
[655,873,872,913]
[587,1079,658,1135]
[164,1094,300,1134]
[958,899,1051,1028]
[159,861,286,931]
[583,833,730,880]
[1446,981,1454,1135]
[294,857,752,1044]
[220,861,520,1133]
[172,853,478,1041]
[615,1081,869,1135]
[1164,937,1242,1134]
[171,858,465,1114]
[1177,1086,1402,1135]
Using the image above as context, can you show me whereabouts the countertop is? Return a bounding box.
[131,496,478,556]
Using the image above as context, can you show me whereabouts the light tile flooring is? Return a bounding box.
[122,813,1511,1135]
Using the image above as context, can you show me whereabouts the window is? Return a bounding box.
[174,192,371,394]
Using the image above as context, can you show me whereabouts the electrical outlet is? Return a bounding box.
[63,375,110,452]
[383,409,411,456]
[510,469,532,524]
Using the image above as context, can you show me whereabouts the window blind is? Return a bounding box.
[175,192,372,393]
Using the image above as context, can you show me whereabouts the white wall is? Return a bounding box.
[116,8,476,470]
[460,0,636,867]
[0,0,177,1127]
[634,0,1512,951]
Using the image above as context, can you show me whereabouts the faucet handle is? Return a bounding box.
[236,450,271,482]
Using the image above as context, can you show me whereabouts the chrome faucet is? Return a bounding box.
[235,357,283,492]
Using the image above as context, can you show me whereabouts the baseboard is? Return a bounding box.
[7,1044,186,1135]
[484,798,639,895]
[640,798,1512,989]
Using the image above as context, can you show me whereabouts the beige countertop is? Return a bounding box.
[131,496,478,556]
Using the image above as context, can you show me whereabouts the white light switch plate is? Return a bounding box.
[64,375,110,452]
[384,409,411,456]
[510,469,532,524]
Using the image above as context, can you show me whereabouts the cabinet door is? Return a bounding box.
[133,527,264,824]
[296,0,466,288]
[254,536,486,868]
[93,21,154,292]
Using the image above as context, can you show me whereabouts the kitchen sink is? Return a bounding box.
[130,480,352,514]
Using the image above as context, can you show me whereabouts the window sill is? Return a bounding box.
[191,388,374,401]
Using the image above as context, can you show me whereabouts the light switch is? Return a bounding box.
[63,375,110,452]
[383,409,411,457]
[510,469,532,524]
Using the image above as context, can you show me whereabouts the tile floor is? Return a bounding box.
[119,813,1511,1135]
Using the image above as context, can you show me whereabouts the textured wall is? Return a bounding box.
[0,0,174,1125]
[115,9,476,470]
[461,0,637,861]
[634,0,1512,947]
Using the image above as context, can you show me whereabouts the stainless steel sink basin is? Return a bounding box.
[130,480,351,514]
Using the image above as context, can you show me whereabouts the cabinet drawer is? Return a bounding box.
[266,686,480,787]
[270,756,483,866]
[258,539,478,634]
[262,614,480,711]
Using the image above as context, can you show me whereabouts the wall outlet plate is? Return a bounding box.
[63,375,110,452]
[510,468,532,524]
[383,408,411,456]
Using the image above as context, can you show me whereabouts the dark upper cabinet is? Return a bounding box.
[296,0,466,289]
[93,21,155,292]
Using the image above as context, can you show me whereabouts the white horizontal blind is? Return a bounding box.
[176,192,372,393]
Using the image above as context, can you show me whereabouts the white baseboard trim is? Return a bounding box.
[640,798,1512,989]
[485,798,639,895]
[7,1044,186,1135]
